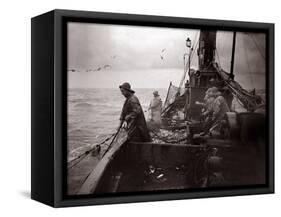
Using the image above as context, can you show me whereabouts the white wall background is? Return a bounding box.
[0,0,279,215]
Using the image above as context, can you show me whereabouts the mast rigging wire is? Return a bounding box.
[246,33,266,60]
[242,36,255,90]
[178,31,200,90]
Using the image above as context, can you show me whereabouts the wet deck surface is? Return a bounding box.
[108,144,266,193]
[116,165,191,192]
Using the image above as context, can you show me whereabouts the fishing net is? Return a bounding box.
[161,82,187,121]
[214,63,265,111]
[162,83,178,110]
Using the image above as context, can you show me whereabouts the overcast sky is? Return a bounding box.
[67,22,266,89]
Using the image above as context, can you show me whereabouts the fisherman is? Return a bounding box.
[221,86,233,110]
[148,91,162,127]
[211,87,230,123]
[119,82,151,142]
[208,78,220,88]
[203,88,216,116]
[196,87,215,121]
[208,78,233,109]
[198,87,216,134]
[200,87,229,136]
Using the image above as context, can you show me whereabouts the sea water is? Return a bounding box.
[67,88,167,161]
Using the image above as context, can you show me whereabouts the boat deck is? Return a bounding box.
[68,129,266,195]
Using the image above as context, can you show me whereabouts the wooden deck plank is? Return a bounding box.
[78,129,128,195]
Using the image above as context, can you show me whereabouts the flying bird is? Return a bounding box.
[103,64,111,69]
[160,48,166,60]
[86,65,111,73]
[111,55,117,59]
[68,69,77,72]
[95,67,102,71]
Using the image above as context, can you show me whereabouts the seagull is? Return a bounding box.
[160,48,166,60]
[103,64,111,69]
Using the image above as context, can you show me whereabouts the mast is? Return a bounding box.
[198,30,217,71]
[230,31,236,79]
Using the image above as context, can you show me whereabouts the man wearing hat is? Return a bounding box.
[119,82,151,142]
[196,87,216,118]
[199,87,230,136]
[211,87,230,122]
[148,91,162,127]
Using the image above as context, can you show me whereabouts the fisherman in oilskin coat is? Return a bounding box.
[199,87,229,136]
[119,82,151,142]
[148,91,162,126]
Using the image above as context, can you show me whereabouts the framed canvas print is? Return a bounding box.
[31,9,274,207]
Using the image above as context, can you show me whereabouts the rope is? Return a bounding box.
[190,33,200,63]
[67,133,115,168]
[178,31,200,90]
[225,80,258,110]
[102,125,123,157]
[215,49,222,68]
[68,151,90,170]
[214,64,264,111]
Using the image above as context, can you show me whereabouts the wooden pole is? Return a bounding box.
[230,31,236,79]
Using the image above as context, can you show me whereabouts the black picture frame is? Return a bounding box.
[31,9,274,207]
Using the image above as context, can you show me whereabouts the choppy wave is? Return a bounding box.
[74,102,94,108]
[68,128,94,137]
[67,88,166,158]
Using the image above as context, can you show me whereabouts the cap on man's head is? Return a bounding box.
[205,87,218,97]
[153,91,159,96]
[210,87,222,96]
[211,87,219,93]
[206,88,213,94]
[119,82,135,93]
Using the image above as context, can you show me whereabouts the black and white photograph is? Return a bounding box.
[1,0,280,213]
[66,21,267,196]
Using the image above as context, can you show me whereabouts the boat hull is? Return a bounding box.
[76,138,266,195]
